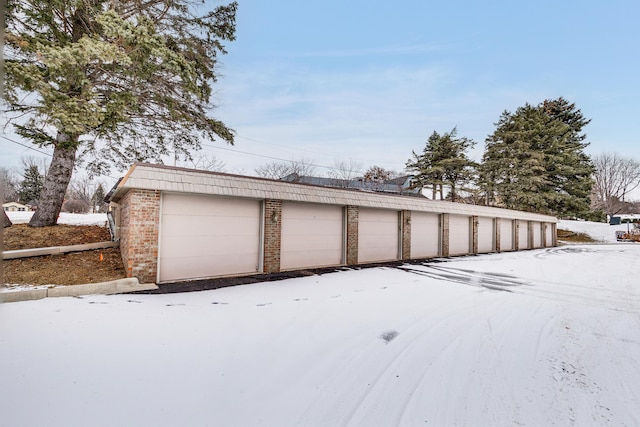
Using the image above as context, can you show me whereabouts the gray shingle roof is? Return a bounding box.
[108,163,557,222]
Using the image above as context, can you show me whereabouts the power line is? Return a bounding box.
[203,142,366,174]
[0,134,52,157]
[0,134,120,181]
[1,133,405,178]
[232,133,402,167]
[203,137,406,174]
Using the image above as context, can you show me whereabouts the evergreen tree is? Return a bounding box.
[4,0,238,226]
[406,128,475,201]
[18,166,44,205]
[479,99,594,216]
[540,98,595,216]
[91,183,107,213]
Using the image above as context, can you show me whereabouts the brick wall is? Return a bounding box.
[441,213,450,257]
[119,189,160,283]
[263,199,282,273]
[401,210,411,260]
[345,206,358,265]
[471,215,479,254]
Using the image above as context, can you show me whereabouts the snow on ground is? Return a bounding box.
[559,219,635,243]
[1,219,640,426]
[6,211,107,226]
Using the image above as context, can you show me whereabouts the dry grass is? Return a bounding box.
[3,224,126,286]
[557,228,596,243]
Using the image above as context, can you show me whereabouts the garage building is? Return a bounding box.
[106,163,557,284]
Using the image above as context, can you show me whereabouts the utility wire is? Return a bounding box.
[0,134,121,181]
[233,133,402,167]
[2,133,405,178]
[203,142,367,175]
[0,134,52,157]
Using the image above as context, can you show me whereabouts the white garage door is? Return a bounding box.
[545,223,554,247]
[358,208,400,263]
[410,212,440,258]
[500,219,514,251]
[518,221,529,249]
[449,214,471,256]
[477,217,495,253]
[532,222,542,248]
[159,193,261,282]
[281,202,344,270]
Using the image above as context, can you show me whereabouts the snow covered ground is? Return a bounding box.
[5,211,108,226]
[1,219,639,426]
[559,219,636,243]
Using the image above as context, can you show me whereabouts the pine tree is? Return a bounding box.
[91,184,107,213]
[4,0,238,226]
[18,166,44,205]
[406,128,475,201]
[479,99,594,216]
[540,98,594,216]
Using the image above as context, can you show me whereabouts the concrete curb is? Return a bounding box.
[3,241,119,260]
[0,278,158,303]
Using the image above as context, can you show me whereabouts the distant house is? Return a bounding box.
[280,173,422,195]
[3,202,29,212]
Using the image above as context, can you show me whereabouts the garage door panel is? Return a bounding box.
[500,220,514,251]
[161,214,259,238]
[162,253,260,280]
[162,194,258,216]
[449,214,471,256]
[283,235,343,252]
[545,224,554,247]
[161,234,260,258]
[532,222,542,248]
[281,203,343,270]
[411,212,440,258]
[477,217,495,253]
[285,218,341,234]
[518,221,529,249]
[359,209,399,263]
[159,193,261,282]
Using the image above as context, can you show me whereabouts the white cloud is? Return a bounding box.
[214,59,555,173]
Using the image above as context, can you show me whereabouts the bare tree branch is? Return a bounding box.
[592,152,640,216]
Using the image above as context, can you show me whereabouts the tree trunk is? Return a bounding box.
[29,135,78,227]
[2,209,11,228]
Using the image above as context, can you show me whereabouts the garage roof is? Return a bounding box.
[107,163,557,222]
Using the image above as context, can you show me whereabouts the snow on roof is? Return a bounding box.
[107,163,557,222]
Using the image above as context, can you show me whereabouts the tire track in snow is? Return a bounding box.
[394,300,518,426]
[296,299,482,426]
[299,294,529,427]
[398,264,640,314]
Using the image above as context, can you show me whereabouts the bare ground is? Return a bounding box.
[557,228,596,243]
[3,224,126,286]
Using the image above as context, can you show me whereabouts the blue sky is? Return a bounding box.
[208,0,640,175]
[2,0,639,181]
